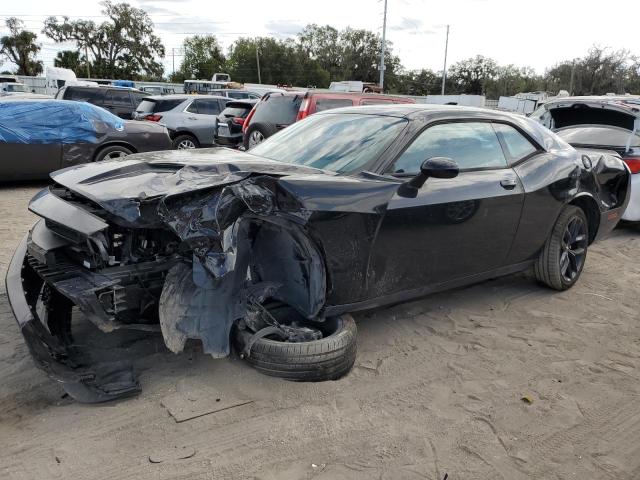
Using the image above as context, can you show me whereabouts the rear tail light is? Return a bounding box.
[296,98,310,121]
[242,105,257,133]
[232,117,245,126]
[623,157,640,174]
[144,114,162,122]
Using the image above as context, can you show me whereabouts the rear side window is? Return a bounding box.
[493,123,538,163]
[105,90,132,107]
[315,98,354,112]
[65,88,104,103]
[193,99,222,115]
[253,95,302,125]
[137,98,183,113]
[392,122,508,174]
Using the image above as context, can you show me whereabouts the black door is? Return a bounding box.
[366,121,527,297]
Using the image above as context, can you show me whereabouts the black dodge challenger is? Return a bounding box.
[6,105,631,402]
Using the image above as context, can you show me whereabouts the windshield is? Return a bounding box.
[250,113,408,173]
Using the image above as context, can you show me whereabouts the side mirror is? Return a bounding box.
[397,157,459,198]
[406,157,459,190]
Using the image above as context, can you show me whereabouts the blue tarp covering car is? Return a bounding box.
[0,100,124,144]
[0,98,172,181]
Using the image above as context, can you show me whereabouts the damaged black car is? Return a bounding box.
[6,105,631,402]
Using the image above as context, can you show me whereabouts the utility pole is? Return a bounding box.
[379,0,388,91]
[256,46,262,84]
[569,61,576,95]
[441,25,449,95]
[172,48,175,76]
[84,44,90,78]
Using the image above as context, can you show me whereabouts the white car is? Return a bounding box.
[531,96,640,221]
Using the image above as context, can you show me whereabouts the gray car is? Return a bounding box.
[133,94,231,149]
[0,98,172,181]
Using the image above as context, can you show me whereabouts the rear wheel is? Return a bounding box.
[172,134,199,150]
[244,124,276,150]
[95,145,132,162]
[535,205,589,290]
[233,312,357,382]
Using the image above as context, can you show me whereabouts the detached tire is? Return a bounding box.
[233,314,357,381]
[535,205,589,290]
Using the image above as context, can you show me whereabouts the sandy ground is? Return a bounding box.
[1,183,640,480]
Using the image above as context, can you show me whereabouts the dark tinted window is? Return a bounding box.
[136,98,184,114]
[393,122,507,174]
[315,98,354,112]
[252,94,303,125]
[250,113,407,173]
[132,92,148,106]
[220,105,252,118]
[65,87,104,103]
[228,91,250,99]
[105,89,132,106]
[194,99,222,115]
[492,123,537,163]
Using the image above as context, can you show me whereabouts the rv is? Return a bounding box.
[45,66,98,96]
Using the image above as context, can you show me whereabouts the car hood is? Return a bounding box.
[48,147,331,225]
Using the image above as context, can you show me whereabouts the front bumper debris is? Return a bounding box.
[5,234,141,403]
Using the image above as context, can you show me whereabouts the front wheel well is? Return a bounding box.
[569,196,600,244]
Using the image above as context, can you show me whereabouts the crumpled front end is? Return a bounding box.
[7,161,329,401]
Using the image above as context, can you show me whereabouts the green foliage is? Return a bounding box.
[177,35,226,81]
[0,18,43,76]
[53,50,87,75]
[43,0,165,80]
[545,46,638,95]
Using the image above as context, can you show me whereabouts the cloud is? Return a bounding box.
[265,20,305,39]
[139,5,179,16]
[390,17,437,35]
[154,16,227,35]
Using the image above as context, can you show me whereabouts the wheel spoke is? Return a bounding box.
[567,251,578,276]
[560,251,570,275]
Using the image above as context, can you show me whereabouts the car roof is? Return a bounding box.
[313,104,563,151]
[142,94,228,100]
[65,85,140,91]
[314,103,514,119]
[304,90,412,101]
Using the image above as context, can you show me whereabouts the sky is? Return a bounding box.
[1,0,639,77]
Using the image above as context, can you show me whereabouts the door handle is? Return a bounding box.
[188,116,197,120]
[500,177,518,190]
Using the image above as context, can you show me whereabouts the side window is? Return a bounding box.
[392,122,508,174]
[186,101,198,114]
[66,88,103,104]
[492,123,538,163]
[194,99,221,115]
[315,98,354,112]
[132,92,148,107]
[105,90,132,107]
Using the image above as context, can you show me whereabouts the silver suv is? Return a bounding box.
[133,94,230,149]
